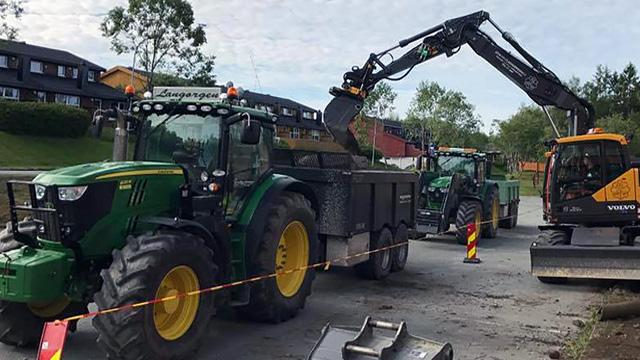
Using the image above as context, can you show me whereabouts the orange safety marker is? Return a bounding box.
[37,320,69,360]
[463,222,481,264]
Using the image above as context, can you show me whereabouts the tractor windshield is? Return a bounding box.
[141,113,222,169]
[436,155,475,177]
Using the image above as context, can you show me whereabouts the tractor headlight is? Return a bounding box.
[58,186,88,201]
[35,185,46,200]
[440,187,449,193]
[427,186,435,192]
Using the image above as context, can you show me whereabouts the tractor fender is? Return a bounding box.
[139,216,232,282]
[244,175,318,265]
[459,194,482,204]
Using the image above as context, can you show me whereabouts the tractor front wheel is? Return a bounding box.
[237,192,318,323]
[93,231,218,360]
[455,201,482,245]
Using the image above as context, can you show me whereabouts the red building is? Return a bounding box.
[351,117,422,158]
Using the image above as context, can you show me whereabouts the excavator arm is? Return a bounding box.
[324,10,595,153]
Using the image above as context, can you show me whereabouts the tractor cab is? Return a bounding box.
[542,129,633,225]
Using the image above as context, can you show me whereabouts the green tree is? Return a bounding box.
[353,82,398,146]
[0,0,23,40]
[101,0,215,90]
[404,80,479,151]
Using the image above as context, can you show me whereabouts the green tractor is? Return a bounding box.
[415,147,520,244]
[0,86,417,359]
[0,87,322,358]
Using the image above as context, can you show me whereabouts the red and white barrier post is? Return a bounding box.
[463,222,481,264]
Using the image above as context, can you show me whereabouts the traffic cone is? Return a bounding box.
[463,222,481,264]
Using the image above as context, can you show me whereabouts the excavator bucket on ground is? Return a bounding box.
[530,242,640,280]
[307,317,454,360]
[323,93,363,154]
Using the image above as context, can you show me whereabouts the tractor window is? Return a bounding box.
[604,141,626,182]
[225,123,273,216]
[436,156,475,177]
[555,142,603,200]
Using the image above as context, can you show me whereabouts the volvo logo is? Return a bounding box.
[607,204,636,211]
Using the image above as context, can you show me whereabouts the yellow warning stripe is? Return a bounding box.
[467,247,477,258]
[95,169,183,180]
[50,349,62,360]
[60,208,538,323]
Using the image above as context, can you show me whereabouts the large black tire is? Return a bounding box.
[391,224,409,272]
[0,300,86,347]
[237,192,318,323]
[455,201,482,245]
[93,231,217,360]
[355,227,393,280]
[499,201,518,229]
[536,230,569,284]
[482,187,500,238]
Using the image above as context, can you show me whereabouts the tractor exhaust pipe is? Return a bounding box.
[112,110,128,161]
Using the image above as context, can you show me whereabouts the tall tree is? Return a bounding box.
[101,0,215,90]
[352,82,397,146]
[404,80,479,151]
[0,0,23,40]
[493,106,548,172]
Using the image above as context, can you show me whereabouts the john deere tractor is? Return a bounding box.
[414,147,520,244]
[0,87,321,359]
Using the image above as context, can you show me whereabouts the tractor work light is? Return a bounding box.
[187,105,198,111]
[201,105,213,112]
[227,87,238,99]
[132,106,140,113]
[153,104,164,111]
[58,186,88,201]
[35,185,46,200]
[217,108,230,115]
[142,104,152,111]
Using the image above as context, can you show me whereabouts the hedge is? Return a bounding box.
[0,101,91,137]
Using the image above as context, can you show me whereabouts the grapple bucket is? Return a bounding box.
[323,94,364,154]
[530,242,640,280]
[307,317,453,360]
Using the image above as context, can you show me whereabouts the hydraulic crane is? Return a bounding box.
[324,10,640,282]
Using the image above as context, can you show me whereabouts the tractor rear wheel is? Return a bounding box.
[455,201,482,245]
[237,192,318,323]
[536,230,569,284]
[355,227,393,279]
[391,224,409,272]
[482,188,500,238]
[93,231,217,360]
[0,299,85,347]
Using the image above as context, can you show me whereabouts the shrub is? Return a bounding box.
[0,101,91,137]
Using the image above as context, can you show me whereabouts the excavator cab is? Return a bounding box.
[532,129,640,281]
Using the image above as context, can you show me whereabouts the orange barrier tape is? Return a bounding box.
[61,207,539,323]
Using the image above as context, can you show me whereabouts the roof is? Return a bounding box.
[556,132,627,145]
[242,90,317,113]
[0,39,104,70]
[0,69,128,101]
[101,66,149,82]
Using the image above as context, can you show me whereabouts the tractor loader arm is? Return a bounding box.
[324,10,595,153]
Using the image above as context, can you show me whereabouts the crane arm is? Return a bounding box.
[324,10,595,153]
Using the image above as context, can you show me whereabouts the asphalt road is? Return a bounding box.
[1,196,606,360]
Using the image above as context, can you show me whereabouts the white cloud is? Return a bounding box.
[9,0,640,129]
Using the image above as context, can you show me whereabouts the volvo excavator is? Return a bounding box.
[322,10,640,286]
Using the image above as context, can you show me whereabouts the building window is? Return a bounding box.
[303,111,316,120]
[30,61,43,73]
[88,71,95,82]
[91,98,102,109]
[290,127,300,139]
[311,129,320,141]
[34,91,46,102]
[266,105,274,113]
[0,86,19,100]
[117,102,127,110]
[0,55,7,68]
[57,65,66,78]
[55,94,80,107]
[281,107,296,116]
[72,68,78,79]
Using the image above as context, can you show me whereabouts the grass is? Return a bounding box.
[0,175,32,224]
[0,131,115,169]
[508,171,542,197]
[563,305,601,360]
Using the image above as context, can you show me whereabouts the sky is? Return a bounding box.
[10,0,640,132]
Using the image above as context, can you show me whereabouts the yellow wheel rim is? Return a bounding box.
[153,265,200,341]
[276,221,309,298]
[28,297,71,318]
[491,197,499,229]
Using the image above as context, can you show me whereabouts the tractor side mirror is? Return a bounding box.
[241,120,262,145]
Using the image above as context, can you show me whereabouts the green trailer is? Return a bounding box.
[414,147,519,244]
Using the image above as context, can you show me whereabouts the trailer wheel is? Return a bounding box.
[455,201,482,245]
[391,224,409,272]
[93,231,217,360]
[482,188,500,238]
[536,230,569,284]
[500,201,518,229]
[0,300,85,347]
[355,227,393,280]
[237,192,318,323]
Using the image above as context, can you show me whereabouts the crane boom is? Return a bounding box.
[324,10,595,153]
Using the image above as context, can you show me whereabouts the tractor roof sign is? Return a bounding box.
[152,87,221,102]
